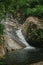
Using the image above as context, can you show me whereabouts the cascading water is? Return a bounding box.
[16,29,35,49]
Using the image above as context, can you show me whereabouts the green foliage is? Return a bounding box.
[26,22,43,42]
[0,24,5,45]
[0,0,43,18]
[0,58,6,65]
[25,5,43,17]
[0,24,5,35]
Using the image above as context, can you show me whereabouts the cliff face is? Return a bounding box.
[22,17,43,48]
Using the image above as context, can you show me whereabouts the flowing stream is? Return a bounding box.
[16,29,36,49]
[3,18,35,50]
[2,18,43,65]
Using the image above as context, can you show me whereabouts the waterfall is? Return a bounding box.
[16,29,36,49]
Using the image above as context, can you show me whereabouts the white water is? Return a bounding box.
[16,29,35,49]
[4,18,35,50]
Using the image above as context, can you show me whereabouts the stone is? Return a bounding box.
[22,16,43,48]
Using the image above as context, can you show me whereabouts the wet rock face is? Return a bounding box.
[22,17,43,48]
[5,49,43,65]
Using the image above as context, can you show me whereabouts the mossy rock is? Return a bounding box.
[22,17,43,48]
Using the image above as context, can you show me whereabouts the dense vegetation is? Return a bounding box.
[0,0,43,19]
[0,23,5,45]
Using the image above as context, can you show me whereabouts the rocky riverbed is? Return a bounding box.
[0,17,43,65]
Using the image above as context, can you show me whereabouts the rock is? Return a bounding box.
[22,16,43,48]
[30,61,43,65]
[0,45,6,57]
[5,48,43,65]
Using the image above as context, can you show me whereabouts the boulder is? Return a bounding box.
[22,17,43,48]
